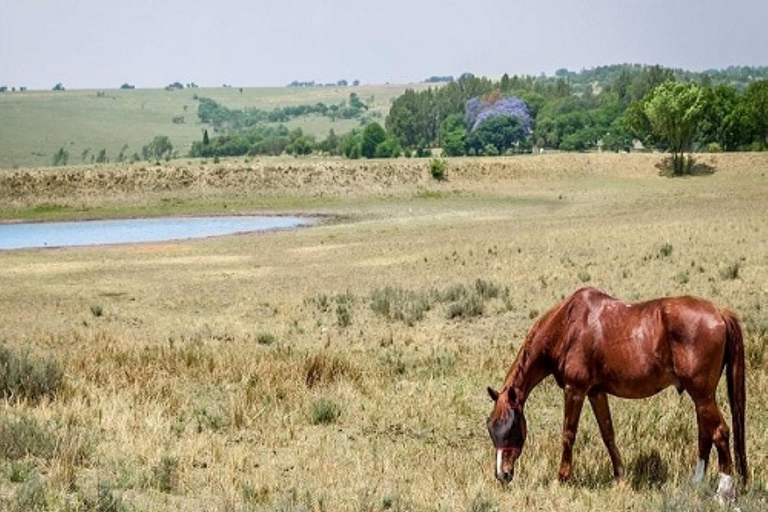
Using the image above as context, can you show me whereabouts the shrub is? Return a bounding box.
[0,416,56,460]
[151,455,179,493]
[446,293,484,320]
[719,261,741,280]
[474,279,501,299]
[10,473,48,511]
[256,332,276,345]
[658,243,673,258]
[310,398,341,425]
[0,344,64,403]
[429,158,446,180]
[52,147,69,166]
[370,287,431,326]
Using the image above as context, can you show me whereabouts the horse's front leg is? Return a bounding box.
[559,386,586,482]
[589,392,624,481]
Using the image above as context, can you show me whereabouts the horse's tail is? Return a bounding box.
[723,310,748,484]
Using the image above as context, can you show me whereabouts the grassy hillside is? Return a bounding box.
[0,154,766,511]
[0,84,430,169]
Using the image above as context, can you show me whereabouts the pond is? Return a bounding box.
[0,215,312,250]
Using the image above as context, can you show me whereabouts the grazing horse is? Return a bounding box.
[486,287,747,500]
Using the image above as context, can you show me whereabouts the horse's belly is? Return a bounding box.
[597,363,677,399]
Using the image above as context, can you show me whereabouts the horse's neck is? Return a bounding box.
[505,329,552,401]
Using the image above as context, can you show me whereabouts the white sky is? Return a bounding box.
[1,0,767,90]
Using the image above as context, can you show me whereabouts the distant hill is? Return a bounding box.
[0,84,431,169]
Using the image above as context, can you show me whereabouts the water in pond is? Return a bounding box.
[0,216,310,250]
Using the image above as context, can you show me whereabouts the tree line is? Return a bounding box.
[384,65,768,159]
[184,64,768,163]
[197,93,370,132]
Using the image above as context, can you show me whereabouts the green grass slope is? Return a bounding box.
[0,84,428,169]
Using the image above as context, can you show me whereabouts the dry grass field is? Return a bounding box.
[0,153,766,511]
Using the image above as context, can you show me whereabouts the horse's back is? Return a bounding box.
[559,289,728,398]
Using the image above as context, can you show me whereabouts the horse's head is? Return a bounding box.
[486,386,526,484]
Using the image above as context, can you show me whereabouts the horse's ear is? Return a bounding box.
[487,387,500,402]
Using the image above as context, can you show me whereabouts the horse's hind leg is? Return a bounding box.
[589,393,624,481]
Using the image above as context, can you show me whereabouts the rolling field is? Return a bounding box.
[0,153,767,511]
[0,84,430,170]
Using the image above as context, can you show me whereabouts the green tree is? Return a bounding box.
[287,135,316,156]
[142,136,173,160]
[440,114,467,156]
[466,115,525,155]
[96,149,108,163]
[341,131,362,159]
[745,80,768,148]
[52,147,69,166]
[374,137,402,158]
[361,122,386,158]
[203,129,210,145]
[630,81,705,175]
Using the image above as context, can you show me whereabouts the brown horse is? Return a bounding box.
[486,287,746,500]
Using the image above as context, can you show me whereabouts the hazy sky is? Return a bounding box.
[2,0,767,90]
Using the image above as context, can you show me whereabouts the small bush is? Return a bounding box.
[0,416,56,461]
[256,332,276,345]
[310,398,341,425]
[474,279,501,299]
[10,473,48,512]
[438,284,468,303]
[658,243,673,258]
[675,271,690,284]
[90,304,103,317]
[8,461,34,483]
[151,455,179,493]
[446,293,484,320]
[0,344,64,403]
[370,287,431,326]
[577,271,591,283]
[429,158,446,180]
[78,480,127,512]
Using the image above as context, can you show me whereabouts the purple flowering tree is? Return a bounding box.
[465,95,532,134]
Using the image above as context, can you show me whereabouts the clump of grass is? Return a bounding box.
[446,293,484,320]
[674,271,690,284]
[335,292,354,327]
[309,398,341,425]
[151,455,179,493]
[381,351,408,376]
[370,287,431,326]
[467,494,499,512]
[658,243,673,258]
[256,332,276,345]
[10,472,48,512]
[719,261,741,280]
[437,284,468,303]
[77,480,127,512]
[8,460,34,483]
[577,271,591,283]
[90,304,103,317]
[429,158,446,181]
[0,416,56,461]
[304,353,360,388]
[0,344,64,403]
[474,278,501,299]
[193,404,228,433]
[629,450,668,490]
